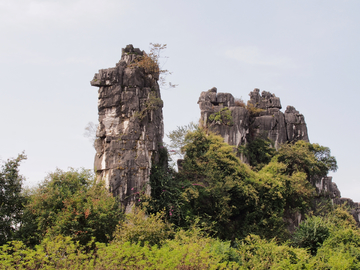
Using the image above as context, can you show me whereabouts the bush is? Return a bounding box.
[179,128,258,239]
[246,102,265,116]
[19,168,122,247]
[234,234,310,269]
[275,140,337,181]
[238,137,275,171]
[113,208,173,247]
[292,215,331,255]
[234,98,246,107]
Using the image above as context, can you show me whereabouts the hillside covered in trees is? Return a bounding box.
[1,130,359,269]
[1,45,360,269]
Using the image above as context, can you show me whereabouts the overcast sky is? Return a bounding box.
[1,0,360,201]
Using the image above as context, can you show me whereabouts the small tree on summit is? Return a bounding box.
[129,43,177,89]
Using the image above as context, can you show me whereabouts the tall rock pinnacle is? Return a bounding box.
[91,45,164,212]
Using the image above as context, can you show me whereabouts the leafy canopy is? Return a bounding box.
[275,140,338,180]
[238,137,276,171]
[179,128,258,239]
[0,153,27,245]
[19,168,122,246]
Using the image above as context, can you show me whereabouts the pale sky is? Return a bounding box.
[1,0,360,201]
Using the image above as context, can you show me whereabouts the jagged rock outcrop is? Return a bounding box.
[91,45,164,212]
[198,87,249,151]
[198,87,309,152]
[248,88,309,148]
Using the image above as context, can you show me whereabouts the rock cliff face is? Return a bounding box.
[198,87,309,152]
[91,45,164,212]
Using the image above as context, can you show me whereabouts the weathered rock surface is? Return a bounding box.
[248,88,309,148]
[91,45,164,212]
[198,87,309,153]
[198,87,249,152]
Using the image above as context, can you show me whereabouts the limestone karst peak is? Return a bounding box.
[91,45,164,212]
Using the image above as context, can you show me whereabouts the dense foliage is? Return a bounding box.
[151,129,317,240]
[238,137,275,170]
[0,153,27,245]
[178,129,258,239]
[1,126,356,269]
[275,140,338,181]
[2,208,360,269]
[18,168,123,247]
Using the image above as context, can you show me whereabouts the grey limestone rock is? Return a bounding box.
[247,88,298,149]
[91,45,164,212]
[314,176,341,199]
[285,106,309,142]
[198,88,249,152]
[198,87,309,156]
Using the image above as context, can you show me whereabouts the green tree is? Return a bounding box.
[113,208,173,247]
[177,130,317,240]
[19,168,122,247]
[238,137,276,171]
[292,215,331,255]
[178,128,258,239]
[253,161,313,239]
[0,153,26,245]
[275,140,337,181]
[166,121,198,160]
[141,146,186,223]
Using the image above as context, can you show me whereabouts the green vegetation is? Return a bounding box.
[0,125,357,269]
[165,121,198,159]
[140,146,185,223]
[0,153,27,246]
[276,140,338,181]
[238,137,276,171]
[18,168,122,247]
[128,43,177,89]
[135,91,163,121]
[2,208,360,269]
[208,107,234,125]
[246,102,265,116]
